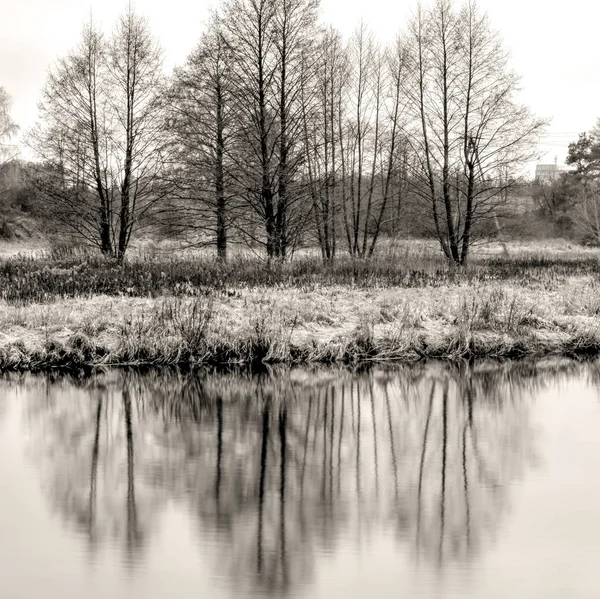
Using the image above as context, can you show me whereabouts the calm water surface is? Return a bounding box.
[1,362,600,598]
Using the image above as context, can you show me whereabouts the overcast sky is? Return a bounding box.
[1,0,596,167]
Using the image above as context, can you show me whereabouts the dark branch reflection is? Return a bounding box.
[21,361,581,595]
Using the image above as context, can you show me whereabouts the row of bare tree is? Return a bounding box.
[29,0,544,264]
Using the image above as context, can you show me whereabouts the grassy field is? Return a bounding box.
[1,239,600,371]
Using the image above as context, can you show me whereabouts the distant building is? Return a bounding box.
[535,163,571,184]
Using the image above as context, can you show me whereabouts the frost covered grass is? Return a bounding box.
[1,267,600,370]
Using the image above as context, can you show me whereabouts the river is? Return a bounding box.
[1,361,600,598]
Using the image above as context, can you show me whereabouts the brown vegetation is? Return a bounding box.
[1,242,600,371]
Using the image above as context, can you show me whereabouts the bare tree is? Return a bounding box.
[272,0,320,259]
[366,36,410,254]
[303,27,411,260]
[222,0,280,258]
[0,87,19,164]
[405,0,544,265]
[340,23,380,256]
[167,15,236,260]
[109,8,166,260]
[222,0,318,259]
[30,20,115,253]
[29,10,166,260]
[334,24,409,257]
[302,27,347,261]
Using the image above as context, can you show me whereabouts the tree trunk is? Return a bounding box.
[216,84,227,261]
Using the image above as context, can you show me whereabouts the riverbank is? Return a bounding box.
[1,268,600,370]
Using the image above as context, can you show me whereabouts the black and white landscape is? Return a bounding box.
[1,0,600,597]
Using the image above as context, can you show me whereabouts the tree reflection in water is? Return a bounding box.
[21,362,579,595]
[24,374,151,567]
